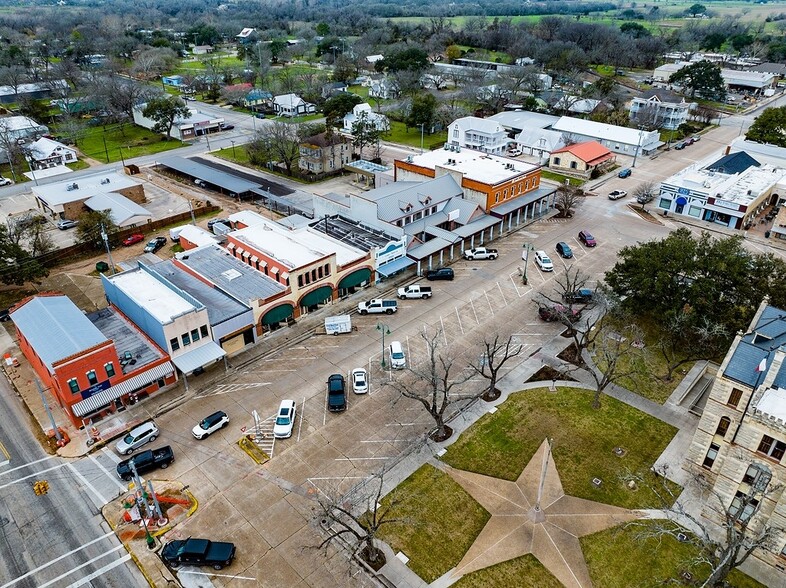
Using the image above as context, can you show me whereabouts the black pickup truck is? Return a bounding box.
[161,538,236,570]
[116,446,174,481]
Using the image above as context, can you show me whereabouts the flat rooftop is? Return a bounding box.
[309,215,396,251]
[87,307,164,374]
[106,269,199,324]
[399,148,539,186]
[32,170,141,207]
[756,387,786,420]
[665,162,786,206]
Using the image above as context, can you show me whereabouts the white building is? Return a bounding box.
[342,103,390,133]
[550,116,662,156]
[368,79,399,100]
[654,62,777,93]
[25,137,77,169]
[629,89,695,130]
[447,116,509,155]
[132,105,223,140]
[273,94,316,117]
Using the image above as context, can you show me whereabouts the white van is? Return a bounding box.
[388,341,406,369]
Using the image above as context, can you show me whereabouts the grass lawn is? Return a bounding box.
[443,387,679,509]
[453,555,562,588]
[582,522,767,588]
[384,121,447,150]
[377,464,490,584]
[541,170,584,187]
[74,124,185,163]
[348,85,369,101]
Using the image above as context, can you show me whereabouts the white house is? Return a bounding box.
[273,94,316,117]
[133,105,223,140]
[550,116,662,156]
[447,116,509,155]
[512,128,565,163]
[365,55,384,65]
[369,79,399,100]
[25,137,77,169]
[629,89,695,130]
[342,103,390,133]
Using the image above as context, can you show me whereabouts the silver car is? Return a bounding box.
[115,421,159,455]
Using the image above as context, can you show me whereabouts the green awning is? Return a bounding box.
[338,268,371,289]
[261,304,294,325]
[299,286,332,308]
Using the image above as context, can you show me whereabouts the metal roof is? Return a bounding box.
[171,341,226,373]
[489,185,557,217]
[158,156,259,194]
[32,171,141,207]
[148,260,251,327]
[345,160,391,174]
[11,296,108,372]
[364,175,463,222]
[407,237,454,260]
[84,193,152,226]
[725,305,786,387]
[705,152,760,175]
[174,244,287,302]
[310,215,397,251]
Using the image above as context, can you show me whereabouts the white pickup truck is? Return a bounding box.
[357,299,398,315]
[397,284,433,300]
[463,247,499,260]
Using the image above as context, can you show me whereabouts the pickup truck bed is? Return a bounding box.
[116,446,174,481]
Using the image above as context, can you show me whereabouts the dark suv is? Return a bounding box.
[425,267,454,281]
[327,374,346,412]
[555,242,573,258]
[144,236,167,253]
[578,230,597,247]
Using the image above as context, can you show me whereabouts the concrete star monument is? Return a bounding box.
[445,439,639,588]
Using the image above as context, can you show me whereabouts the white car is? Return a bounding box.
[192,411,229,440]
[351,368,368,394]
[534,250,554,272]
[608,190,627,200]
[273,400,297,439]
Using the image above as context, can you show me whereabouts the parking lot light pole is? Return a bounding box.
[522,243,532,285]
[377,322,391,368]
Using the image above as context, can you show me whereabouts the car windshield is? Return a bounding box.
[122,433,134,444]
[199,419,211,430]
[392,351,404,359]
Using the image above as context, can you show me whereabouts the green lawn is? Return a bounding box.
[348,85,369,101]
[541,170,584,187]
[453,555,562,588]
[384,121,446,150]
[442,387,679,509]
[74,124,185,163]
[377,464,490,584]
[582,522,767,588]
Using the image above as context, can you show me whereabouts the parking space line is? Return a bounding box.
[178,570,256,581]
[297,397,305,442]
[484,291,495,315]
[335,457,392,461]
[496,282,508,306]
[455,307,464,334]
[88,454,127,493]
[470,299,479,325]
[100,448,120,464]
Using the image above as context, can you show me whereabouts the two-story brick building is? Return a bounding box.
[298,132,352,176]
[10,293,175,428]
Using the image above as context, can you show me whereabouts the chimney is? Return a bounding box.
[725,145,731,155]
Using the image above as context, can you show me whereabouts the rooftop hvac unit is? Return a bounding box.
[66,183,78,191]
[444,144,450,150]
[100,178,110,185]
[406,156,413,163]
[456,146,461,152]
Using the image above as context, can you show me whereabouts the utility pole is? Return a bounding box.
[35,379,62,444]
[102,136,109,164]
[188,200,196,225]
[129,461,156,550]
[100,223,116,275]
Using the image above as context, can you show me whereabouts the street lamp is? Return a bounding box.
[521,243,533,285]
[418,123,425,154]
[631,128,644,168]
[377,322,391,368]
[231,140,236,158]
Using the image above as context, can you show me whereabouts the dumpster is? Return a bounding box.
[96,261,109,273]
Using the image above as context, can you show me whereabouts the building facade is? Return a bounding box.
[549,141,615,178]
[447,116,509,155]
[298,133,352,175]
[629,89,695,130]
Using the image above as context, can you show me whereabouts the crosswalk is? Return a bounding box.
[66,448,129,510]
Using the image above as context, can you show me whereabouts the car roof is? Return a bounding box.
[278,399,295,410]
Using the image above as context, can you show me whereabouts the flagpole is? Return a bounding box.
[731,356,768,444]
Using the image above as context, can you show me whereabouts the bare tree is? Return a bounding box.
[388,328,475,441]
[629,464,782,588]
[314,470,399,569]
[585,320,645,409]
[655,311,727,382]
[633,181,658,206]
[470,335,523,401]
[554,183,582,218]
[247,120,301,176]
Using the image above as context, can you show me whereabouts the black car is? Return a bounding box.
[144,236,167,253]
[562,288,594,304]
[116,446,174,481]
[327,374,346,412]
[425,267,454,281]
[219,123,235,131]
[162,538,236,570]
[555,242,573,259]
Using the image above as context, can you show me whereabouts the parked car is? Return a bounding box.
[618,168,632,179]
[539,305,582,323]
[115,421,159,455]
[57,219,78,230]
[691,135,701,142]
[255,113,266,119]
[425,268,454,281]
[273,400,297,438]
[397,285,432,300]
[674,142,686,150]
[327,374,347,412]
[192,411,229,440]
[608,190,627,200]
[162,538,236,570]
[578,230,597,247]
[351,368,368,394]
[116,446,174,481]
[388,341,406,369]
[122,234,145,247]
[507,149,522,157]
[534,250,554,272]
[143,236,167,253]
[562,288,594,303]
[0,177,13,186]
[463,247,498,260]
[358,298,397,315]
[555,242,573,259]
[219,123,235,131]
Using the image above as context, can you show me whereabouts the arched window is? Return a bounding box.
[715,416,731,437]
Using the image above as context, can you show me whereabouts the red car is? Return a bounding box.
[122,234,144,246]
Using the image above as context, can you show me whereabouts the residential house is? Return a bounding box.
[321,81,348,99]
[299,132,352,175]
[102,264,227,378]
[342,103,390,133]
[10,293,175,427]
[0,80,68,105]
[629,89,695,130]
[684,300,786,583]
[553,96,601,115]
[133,104,224,140]
[510,128,565,163]
[236,28,258,44]
[548,141,615,178]
[0,115,48,144]
[273,93,316,117]
[654,62,777,94]
[656,150,786,229]
[365,55,384,66]
[447,116,509,155]
[25,137,77,169]
[162,75,184,87]
[192,45,213,55]
[245,88,272,110]
[369,79,399,100]
[550,116,662,156]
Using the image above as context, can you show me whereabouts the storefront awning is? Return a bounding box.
[338,268,371,289]
[377,256,415,278]
[71,362,175,417]
[171,342,226,374]
[261,304,294,325]
[300,285,332,308]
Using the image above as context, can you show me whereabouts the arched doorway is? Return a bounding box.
[261,303,295,332]
[337,268,371,297]
[299,286,333,314]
